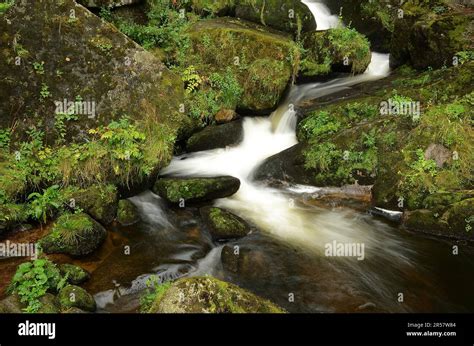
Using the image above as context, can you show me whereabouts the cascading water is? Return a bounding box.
[301,0,341,30]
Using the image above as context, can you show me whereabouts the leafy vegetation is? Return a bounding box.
[140,275,172,313]
[8,259,67,313]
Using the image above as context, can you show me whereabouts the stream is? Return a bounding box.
[89,1,474,313]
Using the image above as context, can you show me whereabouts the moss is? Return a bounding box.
[191,0,235,16]
[302,27,372,77]
[59,264,90,285]
[153,176,240,204]
[62,184,118,225]
[201,207,249,240]
[0,203,28,233]
[57,285,96,312]
[39,213,107,256]
[184,17,300,111]
[116,199,140,226]
[148,276,285,313]
[445,198,474,235]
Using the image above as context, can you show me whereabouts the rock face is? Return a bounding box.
[186,17,299,112]
[0,0,187,143]
[116,199,140,226]
[390,9,473,69]
[57,285,96,312]
[200,207,250,240]
[153,176,241,204]
[40,213,107,256]
[148,276,285,313]
[186,120,243,152]
[235,0,316,35]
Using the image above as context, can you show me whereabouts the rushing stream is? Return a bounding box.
[90,1,474,313]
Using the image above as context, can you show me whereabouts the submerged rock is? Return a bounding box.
[235,0,315,35]
[148,276,285,313]
[116,199,140,226]
[57,285,96,312]
[200,207,250,240]
[153,176,241,205]
[186,120,243,152]
[40,213,107,256]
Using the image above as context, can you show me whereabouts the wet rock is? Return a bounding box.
[424,143,451,168]
[253,143,315,185]
[235,0,316,35]
[148,276,285,313]
[221,245,239,273]
[215,109,240,124]
[62,185,118,225]
[40,213,107,256]
[403,209,448,234]
[153,176,241,205]
[186,120,243,152]
[445,198,474,237]
[200,207,250,241]
[37,293,61,314]
[116,199,140,226]
[59,264,91,285]
[58,285,96,312]
[0,294,23,313]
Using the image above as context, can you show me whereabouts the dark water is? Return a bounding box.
[89,190,474,313]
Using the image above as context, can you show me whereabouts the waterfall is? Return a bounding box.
[301,0,341,30]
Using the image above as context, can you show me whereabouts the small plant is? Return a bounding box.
[0,128,11,149]
[39,83,51,100]
[32,61,45,75]
[8,259,67,313]
[27,185,63,223]
[182,65,202,94]
[49,213,94,247]
[139,275,172,313]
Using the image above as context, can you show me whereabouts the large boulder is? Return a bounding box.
[185,17,300,112]
[153,176,241,204]
[40,213,107,256]
[235,0,316,35]
[200,206,250,240]
[390,9,473,69]
[147,276,285,313]
[186,120,243,152]
[0,0,187,145]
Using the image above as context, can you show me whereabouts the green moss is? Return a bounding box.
[59,264,90,285]
[117,199,140,226]
[0,203,28,232]
[203,207,249,240]
[57,285,96,312]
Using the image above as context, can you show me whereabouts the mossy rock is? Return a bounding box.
[116,199,140,226]
[37,293,61,314]
[147,276,285,313]
[153,176,241,205]
[40,213,107,256]
[59,264,91,285]
[0,294,23,313]
[77,0,142,8]
[185,17,299,112]
[62,184,118,225]
[191,0,236,16]
[200,207,250,240]
[422,190,474,214]
[403,209,448,234]
[301,27,372,77]
[0,203,28,235]
[235,0,316,35]
[57,285,96,312]
[390,10,473,69]
[0,0,186,156]
[186,120,243,152]
[445,198,474,236]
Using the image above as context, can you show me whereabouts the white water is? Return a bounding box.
[301,0,341,30]
[161,53,392,256]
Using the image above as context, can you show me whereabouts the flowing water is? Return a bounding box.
[90,2,474,313]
